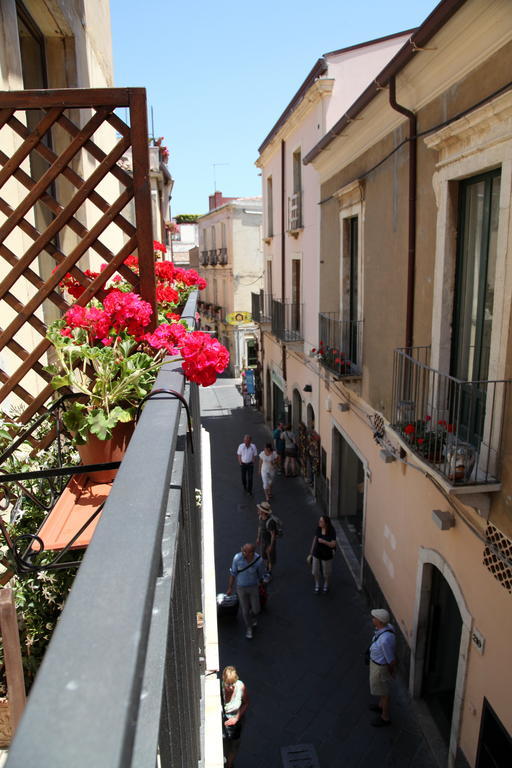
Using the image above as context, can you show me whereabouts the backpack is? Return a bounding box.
[267,514,284,537]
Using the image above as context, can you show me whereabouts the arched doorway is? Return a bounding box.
[292,388,302,432]
[306,403,315,430]
[412,552,471,765]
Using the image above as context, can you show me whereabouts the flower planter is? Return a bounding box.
[76,421,135,483]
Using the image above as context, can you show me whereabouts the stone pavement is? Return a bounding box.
[200,378,438,768]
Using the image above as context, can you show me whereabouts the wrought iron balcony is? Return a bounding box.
[391,346,512,486]
[317,313,362,377]
[200,250,209,266]
[217,247,228,265]
[208,249,218,266]
[271,299,303,342]
[251,291,272,323]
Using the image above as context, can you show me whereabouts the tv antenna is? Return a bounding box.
[213,163,229,192]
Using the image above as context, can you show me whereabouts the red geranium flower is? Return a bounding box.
[404,424,415,435]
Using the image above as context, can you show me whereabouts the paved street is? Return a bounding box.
[201,378,438,768]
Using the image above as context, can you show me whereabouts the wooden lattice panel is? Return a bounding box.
[0,88,156,426]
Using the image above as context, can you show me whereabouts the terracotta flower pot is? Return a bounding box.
[0,698,12,748]
[76,421,135,483]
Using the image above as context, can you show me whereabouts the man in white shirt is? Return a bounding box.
[237,435,258,495]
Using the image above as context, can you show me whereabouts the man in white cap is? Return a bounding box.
[368,608,396,727]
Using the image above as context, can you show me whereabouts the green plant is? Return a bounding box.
[175,214,199,224]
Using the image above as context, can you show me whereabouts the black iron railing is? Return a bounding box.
[317,313,362,377]
[271,299,303,342]
[5,292,217,766]
[208,249,217,266]
[391,346,512,485]
[251,291,272,323]
[200,250,209,266]
[217,247,228,265]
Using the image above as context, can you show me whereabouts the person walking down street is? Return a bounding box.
[272,421,285,474]
[256,501,277,576]
[259,442,278,501]
[309,514,337,593]
[227,542,265,639]
[280,424,298,477]
[221,665,249,768]
[237,434,258,495]
[368,608,396,727]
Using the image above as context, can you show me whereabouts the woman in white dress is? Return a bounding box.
[222,665,248,768]
[259,442,278,501]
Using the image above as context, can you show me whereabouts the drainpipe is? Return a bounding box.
[281,139,286,301]
[389,76,417,351]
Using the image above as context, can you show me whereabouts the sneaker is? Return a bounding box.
[251,618,258,627]
[323,585,329,593]
[314,585,320,593]
[245,628,253,639]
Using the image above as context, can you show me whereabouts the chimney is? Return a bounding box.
[209,191,223,211]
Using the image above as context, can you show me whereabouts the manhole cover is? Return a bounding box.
[281,744,319,768]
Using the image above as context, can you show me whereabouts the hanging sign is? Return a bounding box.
[226,311,252,325]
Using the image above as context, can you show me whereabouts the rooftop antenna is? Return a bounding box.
[150,105,155,143]
[213,162,228,192]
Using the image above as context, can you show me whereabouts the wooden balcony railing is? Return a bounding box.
[0,88,156,430]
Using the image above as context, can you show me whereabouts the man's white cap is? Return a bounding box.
[371,609,390,624]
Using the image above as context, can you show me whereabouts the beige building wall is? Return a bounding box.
[303,2,512,765]
[197,198,262,375]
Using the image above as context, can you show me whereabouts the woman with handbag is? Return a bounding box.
[308,514,337,593]
[221,665,249,768]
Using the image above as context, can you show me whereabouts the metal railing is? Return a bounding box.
[391,346,512,485]
[200,250,209,266]
[208,249,217,266]
[251,291,272,323]
[6,293,213,767]
[217,247,227,265]
[317,313,362,377]
[271,299,303,342]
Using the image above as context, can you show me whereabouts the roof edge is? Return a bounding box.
[257,58,328,155]
[323,27,417,58]
[303,0,467,166]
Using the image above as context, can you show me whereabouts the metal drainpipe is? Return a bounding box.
[281,139,286,301]
[389,76,417,351]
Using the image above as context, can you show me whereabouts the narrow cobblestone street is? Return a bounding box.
[201,378,438,768]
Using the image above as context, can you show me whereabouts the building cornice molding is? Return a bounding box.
[333,178,365,209]
[424,88,512,168]
[256,79,334,168]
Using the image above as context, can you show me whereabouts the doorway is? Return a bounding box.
[292,388,302,433]
[331,427,365,565]
[476,698,512,768]
[421,567,463,743]
[272,383,284,427]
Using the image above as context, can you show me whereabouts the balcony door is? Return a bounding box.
[348,216,359,366]
[451,170,501,444]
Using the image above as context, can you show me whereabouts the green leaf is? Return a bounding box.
[50,375,71,390]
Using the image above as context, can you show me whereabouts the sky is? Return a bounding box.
[110,0,440,216]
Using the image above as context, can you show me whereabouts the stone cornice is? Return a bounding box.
[333,178,365,209]
[424,88,512,168]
